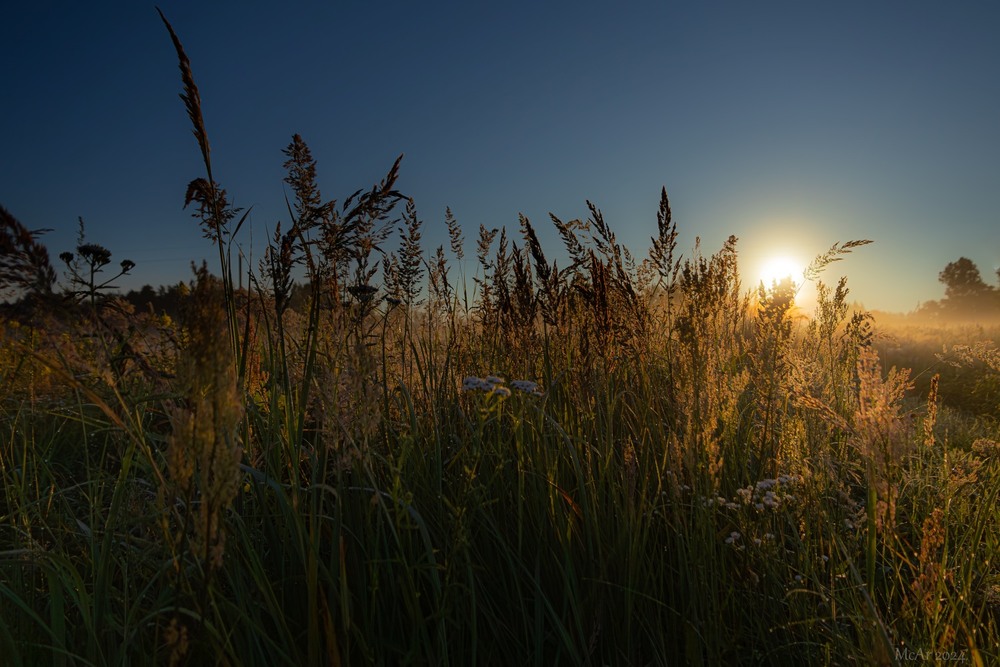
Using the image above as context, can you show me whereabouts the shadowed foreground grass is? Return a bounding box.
[1,12,999,666]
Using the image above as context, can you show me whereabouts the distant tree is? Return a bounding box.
[939,258,991,299]
[124,284,160,313]
[145,281,190,317]
[938,257,997,315]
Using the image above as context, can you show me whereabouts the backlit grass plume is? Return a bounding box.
[0,205,56,302]
[163,265,244,572]
[157,7,211,181]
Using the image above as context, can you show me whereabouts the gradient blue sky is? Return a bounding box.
[3,1,999,312]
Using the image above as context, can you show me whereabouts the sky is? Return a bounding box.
[3,1,999,313]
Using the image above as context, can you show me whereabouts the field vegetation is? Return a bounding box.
[1,14,999,666]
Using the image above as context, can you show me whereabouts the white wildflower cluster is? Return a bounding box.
[702,495,739,510]
[509,379,544,396]
[729,531,778,549]
[462,375,504,391]
[462,375,511,397]
[735,474,801,512]
[461,375,543,398]
[749,533,777,547]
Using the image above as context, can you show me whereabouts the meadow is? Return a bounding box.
[2,14,1000,666]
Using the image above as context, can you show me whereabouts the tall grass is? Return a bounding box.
[1,12,999,665]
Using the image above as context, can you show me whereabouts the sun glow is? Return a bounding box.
[758,256,804,289]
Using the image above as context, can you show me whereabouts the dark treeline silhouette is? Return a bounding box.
[118,281,312,318]
[120,283,189,318]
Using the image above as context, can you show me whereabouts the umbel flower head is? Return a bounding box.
[462,375,544,398]
[76,243,112,268]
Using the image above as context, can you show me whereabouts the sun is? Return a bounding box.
[758,255,804,288]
